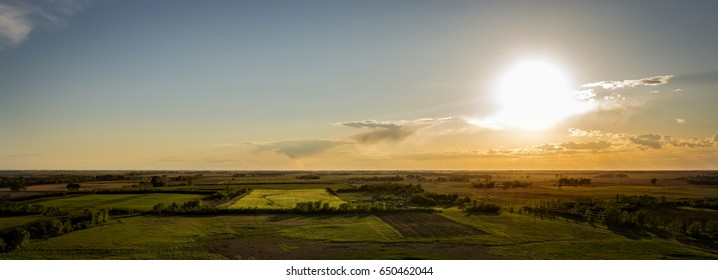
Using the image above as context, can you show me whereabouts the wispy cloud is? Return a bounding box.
[581,75,674,90]
[675,118,685,124]
[336,117,453,144]
[254,140,348,159]
[0,0,92,48]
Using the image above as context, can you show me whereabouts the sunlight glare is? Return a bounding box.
[475,58,596,130]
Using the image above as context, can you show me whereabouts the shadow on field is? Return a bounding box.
[606,226,650,240]
[266,213,372,222]
[205,237,498,260]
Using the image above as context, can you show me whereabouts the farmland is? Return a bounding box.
[1,170,718,259]
[228,189,344,209]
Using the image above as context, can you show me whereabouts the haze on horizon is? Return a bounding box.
[1,0,718,170]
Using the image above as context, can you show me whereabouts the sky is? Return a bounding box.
[1,0,718,170]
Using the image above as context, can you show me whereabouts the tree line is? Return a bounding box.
[472,181,532,189]
[557,178,591,187]
[521,194,718,240]
[0,208,109,251]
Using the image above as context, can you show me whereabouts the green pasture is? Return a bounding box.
[439,209,718,259]
[0,215,43,230]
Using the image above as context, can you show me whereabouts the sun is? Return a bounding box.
[472,58,596,131]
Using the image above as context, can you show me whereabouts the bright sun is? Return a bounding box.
[473,58,596,130]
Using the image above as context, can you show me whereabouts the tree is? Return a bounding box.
[687,222,703,238]
[66,183,80,192]
[602,207,622,227]
[651,178,658,186]
[705,221,718,238]
[150,176,167,187]
[666,219,684,237]
[9,183,26,191]
[3,227,30,250]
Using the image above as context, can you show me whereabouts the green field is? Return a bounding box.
[2,170,718,259]
[0,215,42,230]
[32,193,206,212]
[2,211,716,259]
[228,189,345,209]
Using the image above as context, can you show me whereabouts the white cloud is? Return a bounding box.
[675,118,685,124]
[0,0,91,48]
[581,75,674,90]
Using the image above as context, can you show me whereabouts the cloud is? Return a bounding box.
[336,117,453,144]
[254,140,347,159]
[0,0,92,48]
[628,134,662,149]
[337,120,401,129]
[569,129,715,151]
[675,118,685,124]
[560,141,611,150]
[569,128,606,138]
[353,127,418,144]
[581,75,674,90]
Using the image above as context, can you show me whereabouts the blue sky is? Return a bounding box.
[2,0,718,169]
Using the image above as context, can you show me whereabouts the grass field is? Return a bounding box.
[31,193,206,212]
[228,189,345,209]
[2,170,718,260]
[3,211,716,259]
[0,215,42,230]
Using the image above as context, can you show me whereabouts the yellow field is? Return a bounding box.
[228,189,345,209]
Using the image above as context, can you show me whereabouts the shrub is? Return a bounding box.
[409,194,437,207]
[463,201,501,213]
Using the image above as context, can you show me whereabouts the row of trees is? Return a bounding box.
[558,178,591,187]
[472,181,532,189]
[336,183,425,196]
[0,200,55,216]
[520,195,718,240]
[347,176,404,183]
[461,200,501,213]
[0,209,109,251]
[296,175,320,180]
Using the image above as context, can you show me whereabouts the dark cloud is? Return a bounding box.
[254,140,346,159]
[336,117,453,144]
[628,134,663,149]
[336,120,401,129]
[352,127,417,144]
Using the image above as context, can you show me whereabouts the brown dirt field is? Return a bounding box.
[379,213,486,238]
[205,237,496,259]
